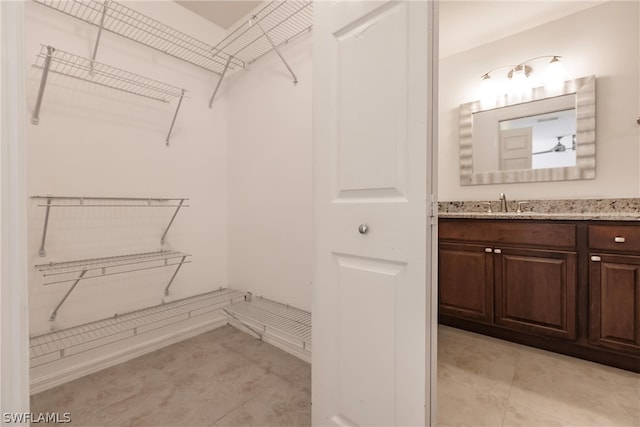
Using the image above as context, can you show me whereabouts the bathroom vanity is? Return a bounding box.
[438,202,640,372]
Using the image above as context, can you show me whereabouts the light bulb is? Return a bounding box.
[508,64,530,95]
[479,74,496,107]
[544,56,568,91]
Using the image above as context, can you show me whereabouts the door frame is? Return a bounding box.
[428,1,439,426]
[0,0,30,418]
[0,2,440,424]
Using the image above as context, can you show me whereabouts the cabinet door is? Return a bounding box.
[590,254,640,353]
[495,248,577,340]
[439,242,493,322]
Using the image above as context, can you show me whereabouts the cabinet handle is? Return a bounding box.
[485,248,493,253]
[591,256,601,262]
[494,248,502,254]
[614,236,625,243]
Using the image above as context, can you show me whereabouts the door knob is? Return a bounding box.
[358,224,369,234]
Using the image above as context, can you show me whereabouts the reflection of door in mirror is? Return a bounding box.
[498,108,577,171]
[471,93,577,174]
[499,127,532,170]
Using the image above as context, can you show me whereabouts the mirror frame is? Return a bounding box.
[459,75,596,185]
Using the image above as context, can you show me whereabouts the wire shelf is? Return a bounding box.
[33,45,184,102]
[33,0,240,74]
[37,250,192,321]
[30,288,245,367]
[212,1,313,66]
[224,295,311,351]
[33,196,188,257]
[31,195,190,208]
[36,250,191,284]
[33,0,313,75]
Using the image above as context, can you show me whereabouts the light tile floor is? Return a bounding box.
[31,325,311,427]
[32,324,640,427]
[438,325,640,427]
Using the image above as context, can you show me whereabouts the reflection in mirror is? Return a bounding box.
[460,75,595,185]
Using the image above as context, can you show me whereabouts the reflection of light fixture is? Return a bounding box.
[551,136,567,152]
[480,56,567,97]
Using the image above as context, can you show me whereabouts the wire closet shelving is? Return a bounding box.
[32,196,189,257]
[224,295,311,358]
[30,288,244,369]
[31,45,187,144]
[31,195,191,322]
[37,250,192,321]
[32,0,314,105]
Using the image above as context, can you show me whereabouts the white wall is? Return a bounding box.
[26,1,230,336]
[439,1,640,201]
[226,34,313,311]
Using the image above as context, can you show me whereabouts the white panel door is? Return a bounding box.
[500,127,533,170]
[312,1,436,426]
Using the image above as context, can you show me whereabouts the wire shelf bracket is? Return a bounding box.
[37,250,192,321]
[32,196,189,257]
[208,1,312,104]
[30,45,187,144]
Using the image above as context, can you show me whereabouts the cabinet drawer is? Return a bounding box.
[439,220,576,249]
[589,225,640,252]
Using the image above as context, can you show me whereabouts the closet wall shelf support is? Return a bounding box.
[38,197,53,257]
[32,196,190,257]
[164,255,186,296]
[160,198,186,245]
[37,250,192,321]
[222,308,263,340]
[30,45,187,143]
[31,46,54,126]
[166,89,185,145]
[49,269,87,321]
[252,19,298,84]
[209,56,233,108]
[91,0,109,63]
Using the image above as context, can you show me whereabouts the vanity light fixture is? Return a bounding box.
[479,55,567,99]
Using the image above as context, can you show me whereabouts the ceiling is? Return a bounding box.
[175,1,263,30]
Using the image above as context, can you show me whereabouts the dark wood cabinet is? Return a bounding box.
[589,254,640,353]
[439,218,640,373]
[495,247,576,340]
[588,224,640,354]
[439,219,577,340]
[439,242,493,322]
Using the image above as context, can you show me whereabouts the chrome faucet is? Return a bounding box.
[499,193,508,212]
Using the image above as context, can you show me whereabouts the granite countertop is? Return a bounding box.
[438,198,640,221]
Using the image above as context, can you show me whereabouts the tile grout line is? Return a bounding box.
[500,348,521,427]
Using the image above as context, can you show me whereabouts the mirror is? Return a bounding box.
[459,75,595,185]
